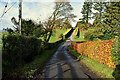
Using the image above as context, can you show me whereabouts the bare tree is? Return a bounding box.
[42,0,76,43]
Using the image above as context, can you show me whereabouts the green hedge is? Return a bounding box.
[111,36,120,79]
[2,33,67,79]
[2,34,42,70]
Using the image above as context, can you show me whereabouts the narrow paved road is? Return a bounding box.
[34,31,91,79]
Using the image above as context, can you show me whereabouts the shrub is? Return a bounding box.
[100,31,116,40]
[2,34,42,69]
[111,36,120,79]
[111,36,119,65]
[33,27,42,38]
[84,30,97,41]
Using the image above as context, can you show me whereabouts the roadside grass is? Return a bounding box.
[39,29,68,43]
[74,31,86,41]
[68,46,114,78]
[49,29,67,42]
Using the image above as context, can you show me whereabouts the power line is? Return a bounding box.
[0,0,9,18]
[0,2,17,22]
[4,2,17,15]
[0,1,17,19]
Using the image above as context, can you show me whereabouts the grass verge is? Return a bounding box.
[38,29,68,43]
[74,31,86,41]
[68,46,115,79]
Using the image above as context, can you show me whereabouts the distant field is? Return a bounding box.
[39,29,68,43]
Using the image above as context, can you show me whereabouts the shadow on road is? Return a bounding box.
[33,30,92,79]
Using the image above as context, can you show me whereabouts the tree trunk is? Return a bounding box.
[47,30,52,42]
[43,33,47,46]
[100,2,102,22]
[86,10,88,23]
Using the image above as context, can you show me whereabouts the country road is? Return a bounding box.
[34,31,93,79]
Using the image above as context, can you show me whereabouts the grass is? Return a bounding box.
[39,29,68,43]
[73,28,96,41]
[68,46,115,78]
[73,27,78,39]
[74,31,86,41]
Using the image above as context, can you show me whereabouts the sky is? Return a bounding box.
[0,0,95,30]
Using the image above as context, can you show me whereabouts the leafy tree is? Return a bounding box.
[22,19,35,36]
[33,24,43,38]
[81,2,93,23]
[3,17,19,33]
[11,17,19,32]
[100,2,120,40]
[54,19,63,29]
[3,28,14,34]
[93,2,104,21]
[92,2,120,40]
[4,17,43,36]
[63,19,72,29]
[93,2,105,27]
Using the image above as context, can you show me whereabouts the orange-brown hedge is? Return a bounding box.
[71,39,115,68]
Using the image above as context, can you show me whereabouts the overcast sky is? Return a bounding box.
[0,0,95,30]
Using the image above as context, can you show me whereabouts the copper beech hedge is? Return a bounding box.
[71,39,115,68]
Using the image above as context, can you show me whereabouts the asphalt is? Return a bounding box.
[34,31,91,79]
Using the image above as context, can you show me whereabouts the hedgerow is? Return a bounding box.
[2,34,42,70]
[111,36,120,79]
[71,39,115,68]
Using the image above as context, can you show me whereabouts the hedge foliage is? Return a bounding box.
[2,34,43,69]
[71,39,115,68]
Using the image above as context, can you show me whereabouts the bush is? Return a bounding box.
[84,30,97,41]
[111,36,119,65]
[2,34,42,69]
[99,31,116,40]
[111,36,120,79]
[33,28,42,38]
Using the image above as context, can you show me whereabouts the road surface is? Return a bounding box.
[34,31,92,79]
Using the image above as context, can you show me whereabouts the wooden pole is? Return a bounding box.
[19,0,22,35]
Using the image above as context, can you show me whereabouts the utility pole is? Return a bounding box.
[19,0,22,35]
